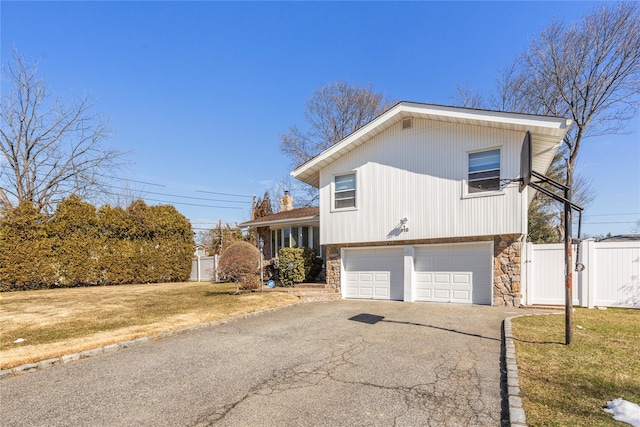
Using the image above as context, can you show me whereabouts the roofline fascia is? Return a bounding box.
[291,101,572,182]
[239,216,319,229]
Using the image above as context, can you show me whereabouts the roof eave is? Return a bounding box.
[291,101,572,188]
[239,215,319,229]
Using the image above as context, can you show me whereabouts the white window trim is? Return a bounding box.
[331,171,358,212]
[462,146,504,199]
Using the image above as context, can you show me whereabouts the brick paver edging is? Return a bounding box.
[504,315,528,427]
[0,301,303,381]
[505,312,560,427]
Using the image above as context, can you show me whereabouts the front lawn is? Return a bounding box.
[512,308,640,426]
[0,282,299,369]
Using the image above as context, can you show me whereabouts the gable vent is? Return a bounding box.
[402,118,413,130]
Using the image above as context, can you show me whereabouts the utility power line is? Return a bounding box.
[102,191,243,209]
[141,197,243,209]
[195,190,253,198]
[100,175,167,187]
[584,212,639,217]
[582,221,638,225]
[98,173,253,198]
[106,185,251,204]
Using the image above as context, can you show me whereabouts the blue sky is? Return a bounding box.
[1,1,638,237]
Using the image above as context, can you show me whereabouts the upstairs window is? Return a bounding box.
[468,149,500,193]
[334,173,356,209]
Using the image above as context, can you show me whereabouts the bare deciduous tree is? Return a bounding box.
[280,81,392,168]
[518,2,640,191]
[454,3,640,241]
[454,83,485,109]
[0,49,124,214]
[280,81,392,206]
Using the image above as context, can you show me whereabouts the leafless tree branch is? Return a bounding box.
[0,49,126,214]
[279,81,393,206]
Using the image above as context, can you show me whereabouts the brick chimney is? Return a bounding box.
[280,191,293,212]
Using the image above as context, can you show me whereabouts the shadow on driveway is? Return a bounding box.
[349,312,501,342]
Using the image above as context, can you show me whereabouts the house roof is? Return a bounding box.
[598,234,640,242]
[239,207,319,228]
[291,101,572,189]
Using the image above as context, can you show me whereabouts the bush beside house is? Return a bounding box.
[278,247,323,287]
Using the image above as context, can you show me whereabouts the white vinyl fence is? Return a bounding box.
[526,240,640,308]
[190,255,219,282]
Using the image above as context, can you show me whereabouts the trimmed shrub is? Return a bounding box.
[278,247,305,287]
[240,273,260,291]
[218,242,260,292]
[278,247,324,287]
[0,197,194,290]
[0,202,56,291]
[302,248,324,281]
[48,196,101,286]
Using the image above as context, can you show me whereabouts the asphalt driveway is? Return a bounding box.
[1,300,527,426]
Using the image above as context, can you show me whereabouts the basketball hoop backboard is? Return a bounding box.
[519,131,532,192]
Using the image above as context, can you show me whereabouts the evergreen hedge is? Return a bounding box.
[0,197,194,291]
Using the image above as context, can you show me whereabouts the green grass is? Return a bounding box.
[0,282,299,368]
[512,308,640,426]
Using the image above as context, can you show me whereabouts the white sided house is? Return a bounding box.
[292,102,572,306]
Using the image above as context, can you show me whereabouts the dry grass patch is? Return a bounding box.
[512,308,640,426]
[0,282,299,369]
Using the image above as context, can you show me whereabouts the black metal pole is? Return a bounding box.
[564,184,573,345]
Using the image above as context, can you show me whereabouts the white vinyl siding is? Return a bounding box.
[468,149,500,193]
[320,118,525,246]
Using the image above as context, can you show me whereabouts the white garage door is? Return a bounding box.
[414,243,492,305]
[343,247,404,300]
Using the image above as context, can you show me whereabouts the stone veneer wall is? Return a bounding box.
[325,247,341,292]
[324,234,523,307]
[492,234,522,307]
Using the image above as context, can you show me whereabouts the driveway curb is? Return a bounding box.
[0,301,303,381]
[506,311,566,426]
[504,315,528,427]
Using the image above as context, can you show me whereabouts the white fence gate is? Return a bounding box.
[526,240,640,308]
[190,255,219,282]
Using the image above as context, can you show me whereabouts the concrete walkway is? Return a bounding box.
[0,300,533,426]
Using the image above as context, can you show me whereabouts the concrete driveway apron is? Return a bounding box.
[0,300,524,427]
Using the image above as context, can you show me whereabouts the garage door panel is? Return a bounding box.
[416,273,432,283]
[373,287,390,298]
[452,289,471,301]
[360,273,374,282]
[345,273,359,281]
[344,287,361,298]
[433,289,450,300]
[416,288,433,299]
[357,287,373,298]
[434,274,451,284]
[374,273,388,282]
[414,243,491,305]
[452,274,471,284]
[343,248,403,301]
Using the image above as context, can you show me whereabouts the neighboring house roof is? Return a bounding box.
[291,101,572,189]
[598,234,640,242]
[239,207,319,228]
